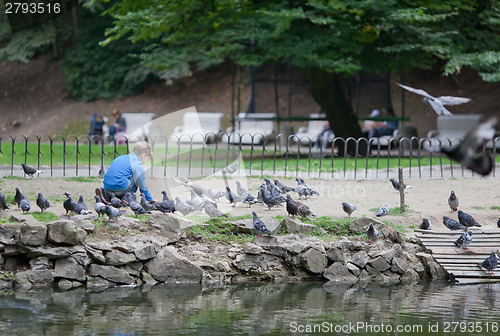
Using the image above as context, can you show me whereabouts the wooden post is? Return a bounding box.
[398,166,405,212]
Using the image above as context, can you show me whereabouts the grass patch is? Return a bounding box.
[187,214,255,244]
[2,176,26,181]
[125,213,151,223]
[65,176,102,183]
[490,206,500,210]
[302,216,364,239]
[31,211,59,222]
[471,206,486,210]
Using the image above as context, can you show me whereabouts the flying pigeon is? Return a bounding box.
[342,202,357,218]
[448,191,459,212]
[397,83,471,116]
[225,186,243,207]
[14,187,25,209]
[94,195,106,218]
[297,201,317,220]
[140,193,155,212]
[20,198,30,213]
[175,197,195,216]
[125,192,151,217]
[274,179,294,193]
[442,216,468,230]
[103,205,126,222]
[477,252,499,275]
[285,195,299,218]
[222,163,238,175]
[0,191,10,211]
[252,211,273,237]
[36,193,50,213]
[203,199,228,219]
[458,210,481,228]
[21,163,43,178]
[454,231,473,250]
[110,192,125,209]
[63,192,76,215]
[389,178,412,191]
[376,205,389,217]
[366,223,381,242]
[440,117,497,176]
[419,218,432,230]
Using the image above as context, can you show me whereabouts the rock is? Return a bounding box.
[57,279,75,291]
[87,241,113,252]
[214,260,231,272]
[0,272,14,289]
[18,221,47,246]
[243,242,264,255]
[367,256,391,273]
[301,248,327,274]
[391,256,408,275]
[346,262,361,277]
[71,215,97,233]
[234,217,281,234]
[349,251,370,268]
[53,257,86,281]
[47,220,79,245]
[0,223,18,245]
[86,276,114,288]
[140,272,157,284]
[89,264,136,285]
[416,252,448,279]
[323,262,357,282]
[326,247,345,263]
[25,246,72,259]
[85,245,106,263]
[14,269,53,288]
[106,249,137,266]
[146,213,186,243]
[401,268,420,283]
[71,248,93,267]
[134,244,156,261]
[349,217,385,233]
[282,217,316,234]
[2,245,29,256]
[233,253,286,275]
[145,246,203,283]
[29,256,51,271]
[337,239,365,252]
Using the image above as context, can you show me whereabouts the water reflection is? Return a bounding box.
[0,281,499,335]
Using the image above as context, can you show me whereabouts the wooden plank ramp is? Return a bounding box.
[415,229,500,284]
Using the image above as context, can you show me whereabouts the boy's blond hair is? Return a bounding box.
[132,141,152,158]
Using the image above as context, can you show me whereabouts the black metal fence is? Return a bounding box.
[0,133,498,179]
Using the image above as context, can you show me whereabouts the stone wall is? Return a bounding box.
[0,213,448,290]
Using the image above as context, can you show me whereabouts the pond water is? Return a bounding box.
[1,281,499,335]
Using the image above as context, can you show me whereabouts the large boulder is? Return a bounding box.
[53,257,86,281]
[282,217,316,234]
[18,221,47,246]
[47,220,80,245]
[105,249,137,266]
[146,213,193,243]
[14,269,54,288]
[0,223,18,245]
[145,246,203,283]
[89,264,136,285]
[25,246,72,259]
[349,251,370,268]
[301,248,327,274]
[323,262,357,282]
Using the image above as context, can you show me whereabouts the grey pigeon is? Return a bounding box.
[20,198,30,213]
[203,199,228,219]
[419,218,432,230]
[0,191,9,211]
[440,117,497,176]
[235,181,250,198]
[242,193,262,207]
[36,193,50,213]
[477,252,499,275]
[454,231,473,250]
[94,195,106,218]
[125,192,151,217]
[397,83,471,116]
[458,210,481,228]
[225,186,243,207]
[297,201,317,220]
[21,163,43,178]
[77,195,91,214]
[203,188,225,203]
[285,195,299,218]
[110,192,124,209]
[14,187,25,208]
[104,205,126,222]
[63,192,76,215]
[252,211,273,237]
[376,205,389,217]
[294,179,311,199]
[274,179,294,193]
[175,197,195,216]
[151,199,175,214]
[140,193,154,212]
[222,163,238,174]
[389,178,412,191]
[342,202,357,218]
[298,178,320,196]
[260,185,282,210]
[186,190,205,211]
[442,216,468,230]
[448,191,459,212]
[366,223,381,242]
[264,178,286,202]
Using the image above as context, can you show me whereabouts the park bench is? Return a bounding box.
[115,112,156,143]
[169,112,224,143]
[222,112,276,145]
[424,114,482,151]
[292,113,329,145]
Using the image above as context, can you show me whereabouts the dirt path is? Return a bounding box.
[1,176,499,237]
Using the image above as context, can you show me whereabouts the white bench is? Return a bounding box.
[114,112,156,143]
[222,112,276,145]
[292,113,328,145]
[169,112,224,143]
[424,114,483,151]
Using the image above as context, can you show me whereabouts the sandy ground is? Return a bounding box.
[1,175,499,238]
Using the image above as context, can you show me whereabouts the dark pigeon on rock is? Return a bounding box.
[161,191,170,202]
[448,191,459,212]
[477,252,499,275]
[454,231,473,250]
[21,163,43,178]
[152,199,176,214]
[104,205,126,222]
[366,223,381,242]
[14,187,25,209]
[376,205,389,217]
[77,195,91,214]
[20,198,30,213]
[94,195,106,218]
[285,195,299,218]
[458,210,481,228]
[36,192,50,213]
[252,211,273,237]
[443,216,468,230]
[419,218,432,230]
[126,192,151,217]
[389,178,412,191]
[342,202,357,218]
[440,117,497,176]
[0,191,10,211]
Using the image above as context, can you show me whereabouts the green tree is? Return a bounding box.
[97,0,499,139]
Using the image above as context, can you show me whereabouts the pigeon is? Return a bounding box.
[264,178,286,202]
[389,178,412,191]
[203,188,225,202]
[175,197,195,216]
[77,195,91,214]
[0,191,10,211]
[242,194,262,207]
[458,210,481,228]
[298,178,320,196]
[125,192,151,217]
[294,179,311,199]
[252,211,273,237]
[36,193,50,213]
[203,199,228,219]
[497,218,500,228]
[477,252,499,275]
[63,192,76,215]
[110,192,125,209]
[454,231,473,250]
[152,197,176,214]
[419,218,432,230]
[274,179,295,193]
[225,186,243,207]
[20,198,30,213]
[297,201,317,220]
[161,191,170,202]
[448,191,459,212]
[376,205,389,217]
[14,187,25,208]
[186,190,205,211]
[222,163,238,174]
[397,83,471,116]
[440,117,497,176]
[342,202,357,218]
[442,216,468,230]
[235,181,250,198]
[103,205,126,222]
[140,193,155,212]
[366,223,381,242]
[285,195,299,218]
[21,163,43,178]
[260,185,282,210]
[94,195,106,218]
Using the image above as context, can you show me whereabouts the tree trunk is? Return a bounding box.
[308,67,365,155]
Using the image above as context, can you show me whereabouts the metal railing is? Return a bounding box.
[0,133,498,179]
